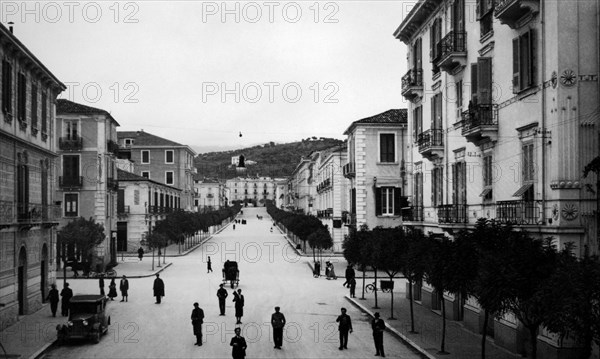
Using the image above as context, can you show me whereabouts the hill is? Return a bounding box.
[194,137,345,179]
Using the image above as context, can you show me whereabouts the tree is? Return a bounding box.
[400,227,428,333]
[146,231,168,271]
[374,227,404,319]
[343,224,369,299]
[58,217,105,281]
[308,228,333,263]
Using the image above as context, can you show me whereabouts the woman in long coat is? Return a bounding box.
[233,289,244,324]
[107,278,118,300]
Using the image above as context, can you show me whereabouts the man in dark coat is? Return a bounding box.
[270,306,286,349]
[153,273,165,304]
[99,274,105,296]
[233,289,244,324]
[207,256,213,273]
[348,278,357,298]
[371,312,386,357]
[230,327,247,359]
[120,275,129,302]
[137,247,144,261]
[217,284,228,315]
[46,284,59,317]
[191,302,204,346]
[60,283,73,317]
[335,307,353,350]
[343,265,355,287]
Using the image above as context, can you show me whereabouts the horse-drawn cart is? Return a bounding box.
[222,260,239,289]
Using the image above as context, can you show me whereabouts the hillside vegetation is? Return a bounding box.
[194,137,344,179]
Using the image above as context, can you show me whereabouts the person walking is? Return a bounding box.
[46,284,59,317]
[99,274,105,296]
[371,312,386,357]
[217,284,228,315]
[336,307,353,350]
[108,278,118,301]
[230,327,247,359]
[119,275,129,302]
[153,273,165,304]
[343,264,355,287]
[233,223,236,230]
[233,289,244,324]
[138,247,144,261]
[207,256,213,273]
[327,262,337,280]
[191,302,205,346]
[60,283,73,317]
[348,277,357,298]
[270,306,286,349]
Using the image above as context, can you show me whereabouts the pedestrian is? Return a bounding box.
[313,261,321,277]
[349,277,357,298]
[233,224,236,230]
[138,247,144,261]
[270,227,273,233]
[327,262,337,280]
[230,327,247,359]
[371,312,386,357]
[46,284,59,317]
[60,282,73,317]
[153,273,165,304]
[233,288,244,324]
[108,278,118,300]
[343,264,355,287]
[207,256,213,273]
[99,274,105,296]
[191,302,205,346]
[119,275,129,302]
[271,306,286,349]
[217,283,228,315]
[335,307,353,350]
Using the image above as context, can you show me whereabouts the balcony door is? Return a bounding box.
[64,120,79,140]
[63,155,80,184]
[452,0,465,33]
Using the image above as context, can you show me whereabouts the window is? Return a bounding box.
[452,162,467,205]
[375,187,401,216]
[478,0,494,38]
[141,171,150,179]
[470,57,493,104]
[413,106,423,141]
[141,150,150,164]
[432,167,444,207]
[412,38,422,70]
[64,193,78,217]
[2,59,12,116]
[41,92,47,136]
[522,143,535,182]
[431,93,443,130]
[379,133,395,163]
[452,0,465,33]
[456,80,463,108]
[31,83,38,131]
[165,150,174,164]
[64,120,79,139]
[513,30,536,93]
[17,72,26,123]
[62,155,80,181]
[415,172,423,208]
[430,18,442,74]
[481,155,493,200]
[165,171,174,185]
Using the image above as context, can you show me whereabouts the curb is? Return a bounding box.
[344,295,436,359]
[30,341,55,359]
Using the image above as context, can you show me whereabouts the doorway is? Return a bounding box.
[41,244,48,302]
[18,246,27,315]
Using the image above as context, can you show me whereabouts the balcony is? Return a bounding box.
[437,204,468,224]
[402,206,424,222]
[118,205,130,216]
[461,104,498,145]
[317,208,333,219]
[107,140,119,154]
[107,177,119,191]
[59,136,83,151]
[317,178,332,193]
[342,212,356,226]
[59,176,84,189]
[436,31,467,72]
[496,200,542,225]
[417,129,444,160]
[401,68,423,101]
[17,203,60,227]
[343,162,356,179]
[494,0,539,29]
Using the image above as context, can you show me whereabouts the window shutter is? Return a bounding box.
[379,134,385,162]
[512,37,520,93]
[435,93,442,129]
[452,163,457,204]
[430,23,435,61]
[416,38,422,68]
[478,57,492,104]
[375,187,382,216]
[393,188,401,215]
[528,29,535,87]
[471,63,478,103]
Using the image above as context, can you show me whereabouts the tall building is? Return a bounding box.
[193,177,225,211]
[342,109,409,229]
[55,99,120,267]
[0,23,65,329]
[287,157,315,214]
[225,176,277,207]
[117,130,197,211]
[394,0,599,357]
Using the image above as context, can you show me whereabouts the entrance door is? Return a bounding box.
[18,247,27,315]
[117,222,128,252]
[41,244,48,302]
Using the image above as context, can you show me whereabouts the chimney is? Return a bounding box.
[8,22,13,34]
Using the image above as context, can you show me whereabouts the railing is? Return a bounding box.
[417,129,444,152]
[496,200,541,225]
[342,212,356,226]
[317,208,334,219]
[59,176,84,188]
[342,162,356,178]
[107,140,119,154]
[0,200,15,225]
[461,104,498,133]
[15,203,60,224]
[437,204,468,224]
[59,136,83,151]
[439,31,466,58]
[402,206,424,222]
[401,68,423,91]
[317,178,332,193]
[118,205,130,215]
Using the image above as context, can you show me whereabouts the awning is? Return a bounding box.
[512,183,533,197]
[479,188,492,197]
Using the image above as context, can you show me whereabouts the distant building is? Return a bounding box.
[225,176,277,206]
[193,177,225,212]
[287,157,315,214]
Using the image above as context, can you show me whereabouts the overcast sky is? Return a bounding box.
[4,1,411,153]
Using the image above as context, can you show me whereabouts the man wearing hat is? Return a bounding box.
[271,306,286,349]
[217,283,228,315]
[191,302,205,346]
[371,312,386,357]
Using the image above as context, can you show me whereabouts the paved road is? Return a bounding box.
[43,207,424,358]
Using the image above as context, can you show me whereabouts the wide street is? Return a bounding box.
[43,207,423,359]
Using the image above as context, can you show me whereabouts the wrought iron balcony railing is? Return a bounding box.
[496,200,541,225]
[401,68,424,99]
[59,176,84,188]
[401,206,424,222]
[437,204,468,224]
[342,162,356,178]
[59,136,83,151]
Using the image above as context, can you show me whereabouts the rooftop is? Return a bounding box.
[344,109,408,135]
[118,131,197,156]
[57,99,119,125]
[117,169,182,191]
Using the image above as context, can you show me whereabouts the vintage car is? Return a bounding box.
[56,294,111,344]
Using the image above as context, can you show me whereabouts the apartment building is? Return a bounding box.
[394,0,599,357]
[273,179,288,209]
[342,109,409,229]
[287,157,315,214]
[117,130,197,211]
[55,99,119,267]
[193,177,225,212]
[225,176,277,207]
[0,23,65,329]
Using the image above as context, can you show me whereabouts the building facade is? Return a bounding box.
[342,109,409,229]
[225,176,277,206]
[0,24,65,329]
[394,0,599,357]
[117,130,197,211]
[193,178,225,212]
[55,99,119,267]
[287,157,315,214]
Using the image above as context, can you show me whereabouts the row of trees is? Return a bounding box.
[343,221,600,359]
[266,202,333,262]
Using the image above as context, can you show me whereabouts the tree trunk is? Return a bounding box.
[361,269,366,300]
[529,326,538,359]
[389,275,395,319]
[374,267,379,309]
[408,278,416,333]
[152,248,155,271]
[440,296,448,354]
[481,310,489,359]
